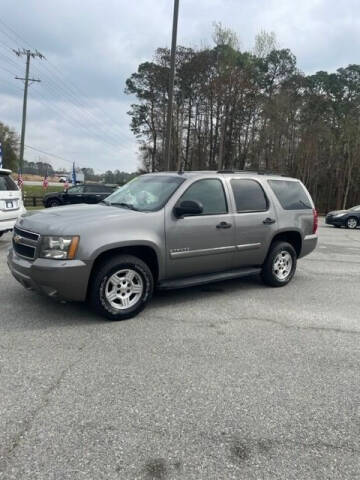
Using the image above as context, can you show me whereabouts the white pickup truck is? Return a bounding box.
[0,169,26,237]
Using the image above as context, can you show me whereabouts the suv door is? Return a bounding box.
[165,178,236,279]
[228,178,278,267]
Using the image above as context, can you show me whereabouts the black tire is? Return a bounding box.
[345,217,358,229]
[89,254,154,321]
[47,199,61,208]
[261,241,297,287]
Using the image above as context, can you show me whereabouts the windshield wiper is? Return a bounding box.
[110,202,138,211]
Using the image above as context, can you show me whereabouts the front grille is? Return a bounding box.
[13,242,36,259]
[14,226,40,241]
[12,226,39,260]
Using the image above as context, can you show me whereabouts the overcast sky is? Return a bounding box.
[0,0,359,173]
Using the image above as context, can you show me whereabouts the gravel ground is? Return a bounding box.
[0,220,359,479]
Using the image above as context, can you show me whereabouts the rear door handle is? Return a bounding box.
[263,217,276,225]
[216,221,232,229]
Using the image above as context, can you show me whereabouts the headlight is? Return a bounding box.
[334,213,346,218]
[40,236,79,260]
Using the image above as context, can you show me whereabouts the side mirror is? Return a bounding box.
[174,200,203,218]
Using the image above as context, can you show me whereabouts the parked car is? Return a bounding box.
[43,183,116,208]
[325,205,360,229]
[58,176,67,183]
[0,168,26,237]
[8,171,318,320]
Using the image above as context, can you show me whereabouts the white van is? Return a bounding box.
[0,169,26,237]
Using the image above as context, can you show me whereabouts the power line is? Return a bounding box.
[24,144,76,165]
[29,63,132,146]
[0,50,23,72]
[0,18,136,166]
[0,20,129,138]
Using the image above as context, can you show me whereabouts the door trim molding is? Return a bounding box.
[169,245,236,259]
[236,242,262,251]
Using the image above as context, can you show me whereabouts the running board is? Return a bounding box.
[158,267,261,291]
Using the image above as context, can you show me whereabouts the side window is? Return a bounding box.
[85,185,101,193]
[268,180,312,210]
[93,185,108,193]
[180,179,228,215]
[231,179,268,212]
[68,186,83,194]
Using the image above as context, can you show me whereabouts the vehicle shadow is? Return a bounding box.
[3,274,265,330]
[149,274,265,311]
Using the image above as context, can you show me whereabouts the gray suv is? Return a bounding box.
[7,171,318,320]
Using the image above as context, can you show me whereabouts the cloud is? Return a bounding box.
[0,0,359,172]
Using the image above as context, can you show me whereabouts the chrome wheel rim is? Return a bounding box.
[105,269,143,310]
[273,251,293,281]
[347,218,357,229]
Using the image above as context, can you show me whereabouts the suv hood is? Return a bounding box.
[17,203,144,236]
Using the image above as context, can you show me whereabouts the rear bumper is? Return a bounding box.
[0,217,17,232]
[0,206,26,233]
[7,248,91,302]
[299,234,318,258]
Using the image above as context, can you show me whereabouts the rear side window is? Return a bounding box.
[0,174,18,191]
[268,180,312,210]
[180,179,227,215]
[86,185,113,193]
[85,185,101,193]
[231,179,268,212]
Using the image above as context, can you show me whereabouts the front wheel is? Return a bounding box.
[89,254,154,320]
[346,217,358,229]
[262,241,297,287]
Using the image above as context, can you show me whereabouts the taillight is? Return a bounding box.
[313,208,318,234]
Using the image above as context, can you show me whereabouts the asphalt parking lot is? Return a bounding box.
[0,220,359,480]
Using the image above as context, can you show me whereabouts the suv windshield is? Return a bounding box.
[104,175,185,212]
[0,174,18,191]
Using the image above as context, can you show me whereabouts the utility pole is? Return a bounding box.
[13,49,44,169]
[164,0,180,171]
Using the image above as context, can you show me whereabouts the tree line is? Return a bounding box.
[126,27,360,212]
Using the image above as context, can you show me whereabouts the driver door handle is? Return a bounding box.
[216,221,232,229]
[263,217,276,225]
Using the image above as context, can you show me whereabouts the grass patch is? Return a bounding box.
[23,185,64,197]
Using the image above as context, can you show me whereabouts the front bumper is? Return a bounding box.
[7,248,92,302]
[325,216,344,226]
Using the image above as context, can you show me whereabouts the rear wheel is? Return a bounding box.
[262,241,297,287]
[346,217,358,229]
[47,199,61,208]
[89,254,154,320]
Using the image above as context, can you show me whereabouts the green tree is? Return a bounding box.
[0,122,19,171]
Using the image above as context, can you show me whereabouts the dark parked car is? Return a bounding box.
[43,184,116,208]
[325,205,360,229]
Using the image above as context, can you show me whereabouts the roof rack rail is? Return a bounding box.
[217,169,286,176]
